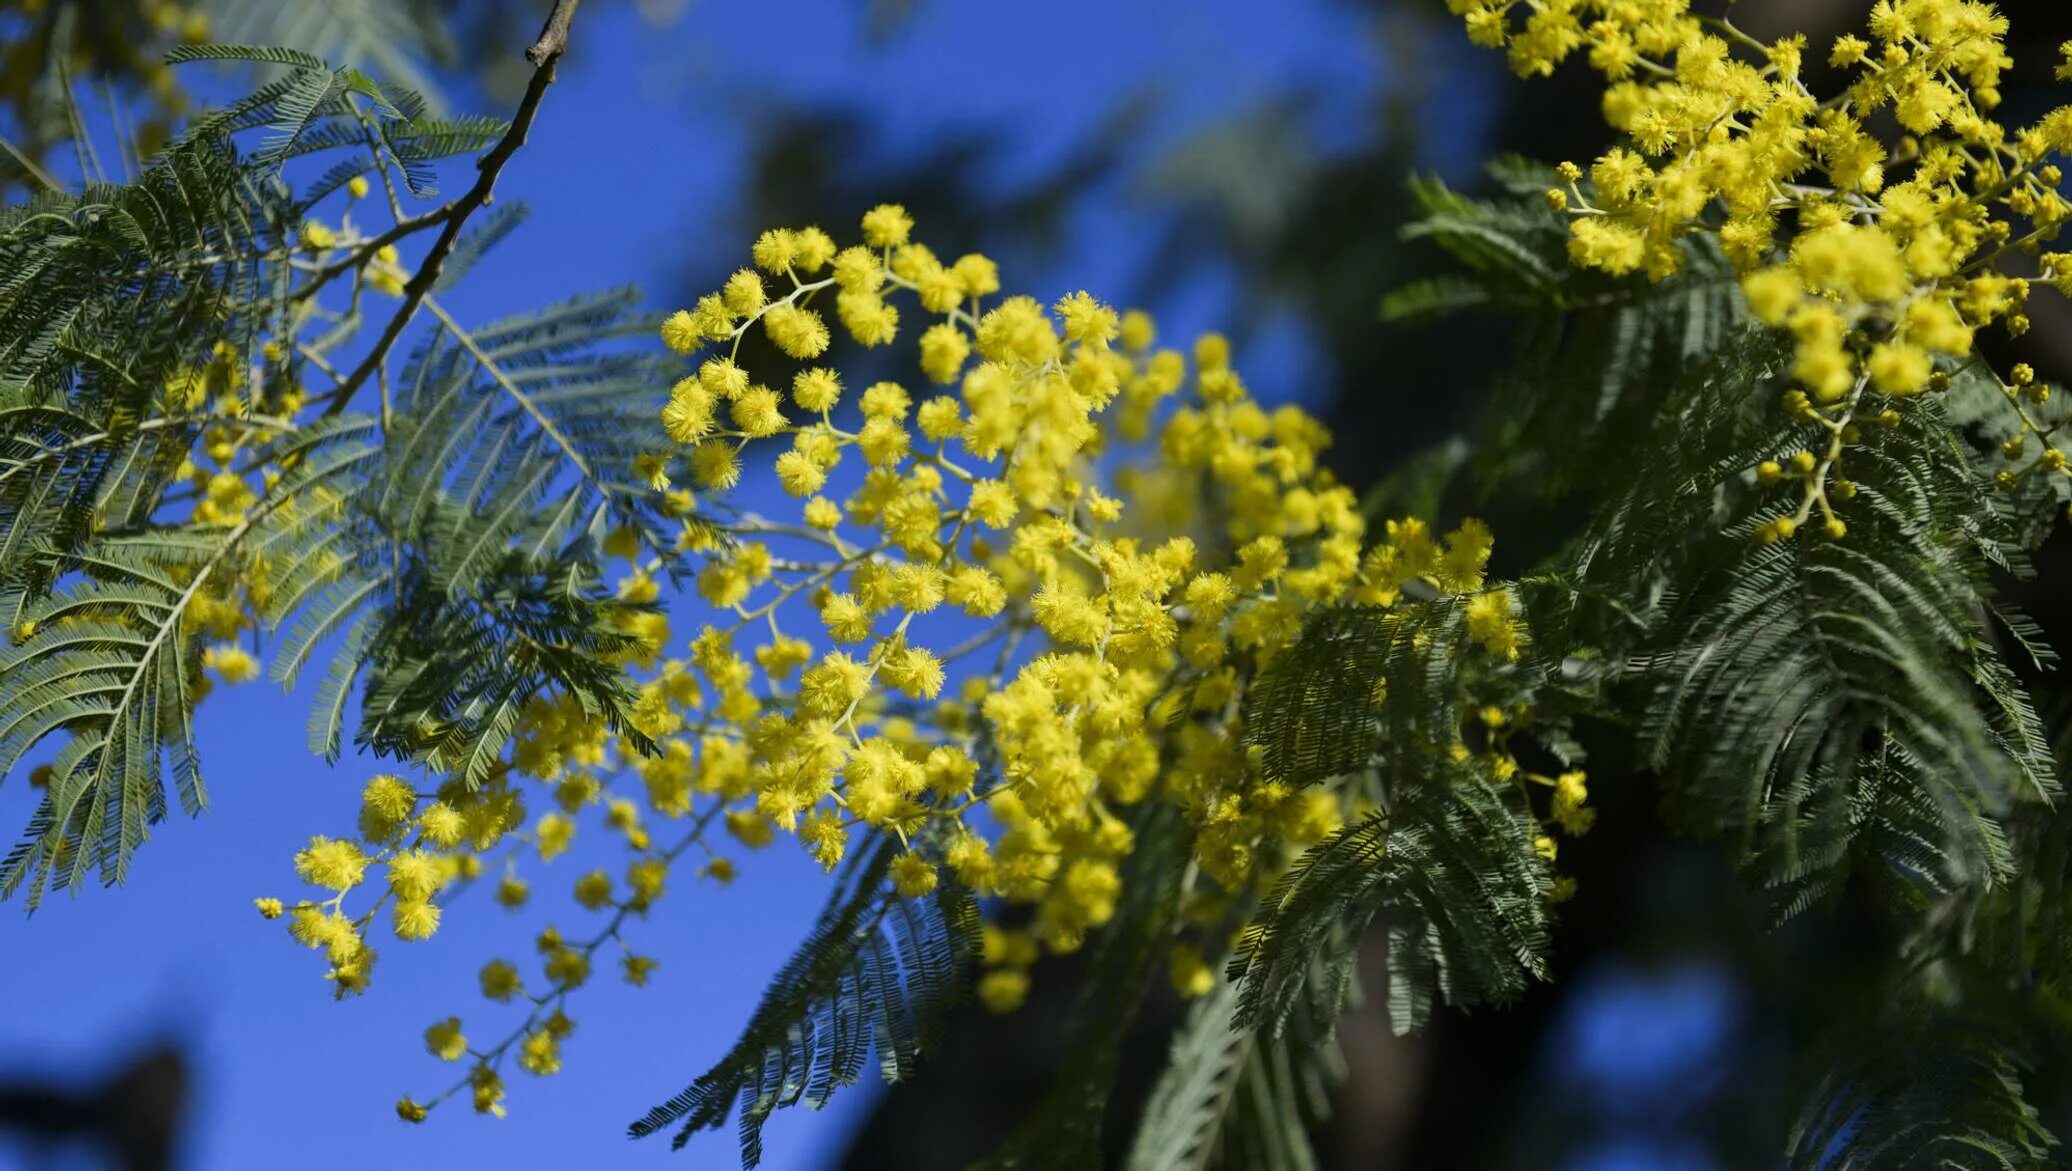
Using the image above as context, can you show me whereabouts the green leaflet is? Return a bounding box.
[629,833,981,1167]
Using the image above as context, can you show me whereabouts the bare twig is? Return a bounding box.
[288,204,453,303]
[527,0,583,66]
[322,0,583,417]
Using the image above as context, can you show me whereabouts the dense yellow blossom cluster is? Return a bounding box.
[1454,0,2072,538]
[259,204,1591,1124]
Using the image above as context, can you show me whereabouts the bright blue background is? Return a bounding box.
[0,2,1735,1168]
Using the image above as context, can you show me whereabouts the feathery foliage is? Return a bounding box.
[0,47,667,903]
[628,835,980,1166]
[1788,1017,2057,1171]
[197,0,458,113]
[1229,773,1553,1040]
[1346,155,2072,1160]
[1123,971,1342,1171]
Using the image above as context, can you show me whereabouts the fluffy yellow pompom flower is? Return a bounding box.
[471,1066,506,1117]
[978,968,1029,1013]
[762,302,831,359]
[1055,291,1118,346]
[860,203,913,248]
[1867,341,1932,395]
[952,253,1000,297]
[837,290,900,346]
[890,853,938,898]
[294,836,368,891]
[946,566,1006,617]
[729,386,787,437]
[536,812,575,861]
[660,309,704,355]
[573,869,614,911]
[918,323,971,384]
[832,245,883,293]
[202,643,259,684]
[880,647,945,699]
[394,899,441,941]
[480,959,521,1002]
[688,441,741,490]
[496,876,530,908]
[799,653,871,717]
[784,368,839,414]
[774,450,826,496]
[916,396,962,442]
[751,229,798,273]
[424,1017,467,1062]
[623,954,662,986]
[721,268,765,315]
[513,1028,561,1076]
[1566,218,1646,276]
[803,496,842,529]
[357,774,417,841]
[856,417,909,466]
[965,480,1016,528]
[1465,589,1522,660]
[1739,269,1800,327]
[1551,771,1595,836]
[819,594,874,643]
[792,227,837,272]
[380,847,438,898]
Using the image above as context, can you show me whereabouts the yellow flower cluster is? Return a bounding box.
[1455,0,2072,536]
[646,206,1559,992]
[263,745,698,1121]
[266,204,1567,1126]
[653,206,1397,948]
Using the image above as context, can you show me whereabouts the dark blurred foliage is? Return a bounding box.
[647,1,2072,1167]
[0,1045,187,1171]
[0,0,196,186]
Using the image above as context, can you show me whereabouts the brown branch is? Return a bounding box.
[528,0,583,66]
[288,203,453,304]
[321,0,583,417]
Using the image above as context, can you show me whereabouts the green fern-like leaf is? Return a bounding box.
[0,531,222,907]
[1124,972,1342,1171]
[628,834,980,1166]
[164,43,330,69]
[382,290,678,568]
[1391,166,1747,501]
[196,0,455,115]
[1788,1017,2057,1170]
[1229,770,1552,1039]
[356,550,653,788]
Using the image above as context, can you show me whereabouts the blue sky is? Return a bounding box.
[0,2,1418,1168]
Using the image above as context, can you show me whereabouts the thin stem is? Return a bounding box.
[322,0,584,417]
